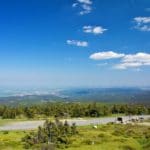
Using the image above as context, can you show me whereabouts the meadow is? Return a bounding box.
[0,123,149,150]
[0,102,149,149]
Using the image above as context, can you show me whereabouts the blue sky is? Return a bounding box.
[0,0,150,88]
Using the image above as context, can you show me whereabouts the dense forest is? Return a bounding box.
[0,102,149,119]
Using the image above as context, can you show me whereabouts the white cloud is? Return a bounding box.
[80,4,92,15]
[77,0,92,5]
[72,0,92,15]
[72,3,78,7]
[134,17,150,24]
[137,25,150,31]
[90,51,150,70]
[115,52,150,69]
[89,51,125,60]
[115,62,143,69]
[134,17,150,31]
[123,52,150,63]
[67,40,88,47]
[83,26,107,34]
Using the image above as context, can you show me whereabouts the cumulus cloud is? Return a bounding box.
[133,17,150,31]
[72,0,92,15]
[89,51,125,60]
[123,52,150,63]
[116,52,150,69]
[134,17,150,23]
[67,40,88,47]
[90,51,150,70]
[80,4,92,15]
[77,0,92,4]
[115,62,143,69]
[83,26,107,35]
[115,52,150,69]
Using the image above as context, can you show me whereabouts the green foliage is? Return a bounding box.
[0,130,29,150]
[0,123,149,150]
[3,131,9,134]
[24,107,35,118]
[22,119,78,149]
[121,145,137,150]
[41,143,55,150]
[0,102,149,119]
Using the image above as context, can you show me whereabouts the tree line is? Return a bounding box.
[0,102,149,119]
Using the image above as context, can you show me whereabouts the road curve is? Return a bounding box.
[0,115,149,131]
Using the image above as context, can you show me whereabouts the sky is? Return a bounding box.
[0,0,150,88]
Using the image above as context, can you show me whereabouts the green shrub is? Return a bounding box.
[121,145,136,150]
[83,139,94,145]
[3,131,9,134]
[41,143,55,150]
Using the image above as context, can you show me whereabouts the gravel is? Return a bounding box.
[0,115,149,131]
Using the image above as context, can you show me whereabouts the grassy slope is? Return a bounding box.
[0,131,27,150]
[66,125,143,150]
[0,124,149,150]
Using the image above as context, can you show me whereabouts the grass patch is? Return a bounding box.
[0,123,149,150]
[0,130,30,150]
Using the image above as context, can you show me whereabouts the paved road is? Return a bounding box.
[0,115,149,131]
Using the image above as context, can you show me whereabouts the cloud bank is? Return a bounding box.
[90,51,150,69]
[115,52,150,69]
